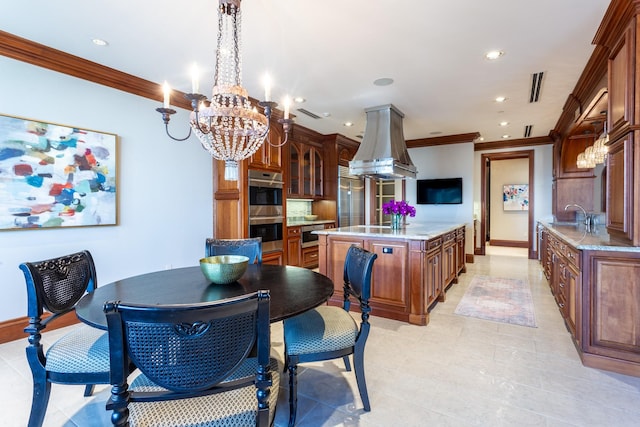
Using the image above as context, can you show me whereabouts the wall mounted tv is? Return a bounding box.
[416,178,463,204]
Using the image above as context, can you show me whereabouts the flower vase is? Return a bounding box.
[391,214,402,229]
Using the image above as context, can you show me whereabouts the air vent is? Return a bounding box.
[296,108,322,119]
[524,125,533,138]
[529,72,544,103]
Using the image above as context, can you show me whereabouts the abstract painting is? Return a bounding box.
[503,184,528,211]
[0,113,117,230]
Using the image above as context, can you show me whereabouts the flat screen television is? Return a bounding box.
[416,178,463,204]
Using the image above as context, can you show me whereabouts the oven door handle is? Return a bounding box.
[249,178,284,188]
[249,216,284,225]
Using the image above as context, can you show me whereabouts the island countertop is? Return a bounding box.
[315,222,465,240]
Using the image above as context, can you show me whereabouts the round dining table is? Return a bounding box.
[76,264,335,329]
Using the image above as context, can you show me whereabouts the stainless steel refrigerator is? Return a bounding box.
[338,166,365,227]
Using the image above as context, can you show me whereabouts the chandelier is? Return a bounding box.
[155,0,292,181]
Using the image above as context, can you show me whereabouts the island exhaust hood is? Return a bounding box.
[349,104,417,180]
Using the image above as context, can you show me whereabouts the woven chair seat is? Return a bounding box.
[127,357,281,427]
[284,305,358,356]
[45,326,110,375]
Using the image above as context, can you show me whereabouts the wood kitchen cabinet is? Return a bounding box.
[456,226,466,276]
[317,224,465,326]
[286,225,301,266]
[605,133,633,241]
[424,237,442,309]
[538,222,640,376]
[248,126,283,171]
[301,246,319,269]
[441,231,456,299]
[287,141,323,199]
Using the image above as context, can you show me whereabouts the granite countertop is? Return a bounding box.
[287,219,336,227]
[540,221,640,252]
[314,222,464,240]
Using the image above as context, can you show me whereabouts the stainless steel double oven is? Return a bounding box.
[248,170,283,253]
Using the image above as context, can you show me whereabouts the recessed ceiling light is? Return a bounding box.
[478,137,485,141]
[429,131,442,135]
[495,96,507,103]
[485,50,504,60]
[373,77,394,86]
[92,38,108,47]
[343,122,354,127]
[293,97,306,103]
[499,121,509,127]
[322,112,331,118]
[502,134,510,139]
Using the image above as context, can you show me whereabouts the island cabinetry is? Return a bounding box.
[442,231,457,298]
[456,226,466,276]
[424,237,442,309]
[317,223,465,326]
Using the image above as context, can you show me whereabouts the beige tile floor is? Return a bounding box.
[2,250,640,426]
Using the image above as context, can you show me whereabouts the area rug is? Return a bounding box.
[454,275,537,327]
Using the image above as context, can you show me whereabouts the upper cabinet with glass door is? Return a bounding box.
[288,140,323,199]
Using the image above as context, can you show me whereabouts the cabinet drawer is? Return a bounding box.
[302,246,319,268]
[287,226,301,238]
[427,238,442,251]
[564,246,581,269]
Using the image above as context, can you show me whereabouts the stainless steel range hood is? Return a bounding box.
[349,104,417,180]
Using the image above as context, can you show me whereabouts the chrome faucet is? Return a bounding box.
[564,203,593,231]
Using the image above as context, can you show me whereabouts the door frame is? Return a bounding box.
[480,150,535,259]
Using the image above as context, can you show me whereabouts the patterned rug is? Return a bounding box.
[454,275,537,327]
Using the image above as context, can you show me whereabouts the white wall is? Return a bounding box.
[407,143,475,254]
[0,57,213,322]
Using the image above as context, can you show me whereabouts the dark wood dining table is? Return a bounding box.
[75,264,335,329]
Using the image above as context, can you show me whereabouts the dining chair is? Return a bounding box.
[205,237,263,264]
[104,290,279,427]
[19,250,111,427]
[283,245,377,426]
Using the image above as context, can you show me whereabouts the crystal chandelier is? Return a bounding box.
[155,0,292,181]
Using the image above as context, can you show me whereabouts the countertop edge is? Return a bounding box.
[314,222,466,240]
[539,221,640,252]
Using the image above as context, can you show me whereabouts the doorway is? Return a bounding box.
[480,150,535,259]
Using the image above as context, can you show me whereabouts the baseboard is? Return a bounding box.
[489,239,528,248]
[0,313,80,345]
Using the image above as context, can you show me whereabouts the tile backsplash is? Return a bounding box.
[287,200,312,220]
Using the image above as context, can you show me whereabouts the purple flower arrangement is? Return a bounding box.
[382,199,416,217]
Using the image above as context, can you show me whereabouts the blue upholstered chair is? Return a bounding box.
[205,237,263,264]
[283,245,378,426]
[19,250,111,427]
[104,291,278,427]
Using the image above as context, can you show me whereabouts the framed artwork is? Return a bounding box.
[0,113,117,230]
[503,184,529,211]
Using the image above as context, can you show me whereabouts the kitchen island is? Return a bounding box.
[538,221,640,376]
[316,222,466,325]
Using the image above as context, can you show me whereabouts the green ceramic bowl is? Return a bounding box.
[199,255,249,284]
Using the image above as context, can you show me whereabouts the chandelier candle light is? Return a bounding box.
[382,199,416,229]
[156,0,293,181]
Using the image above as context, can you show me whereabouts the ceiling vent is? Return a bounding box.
[529,72,544,103]
[296,108,322,119]
[524,124,533,138]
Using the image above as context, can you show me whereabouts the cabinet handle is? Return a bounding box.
[559,303,565,308]
[559,283,564,288]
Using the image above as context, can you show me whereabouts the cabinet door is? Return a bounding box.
[425,249,439,307]
[606,134,633,241]
[313,148,323,198]
[286,226,301,266]
[302,146,313,197]
[367,240,409,308]
[249,128,283,171]
[565,263,580,339]
[288,142,301,196]
[301,246,319,268]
